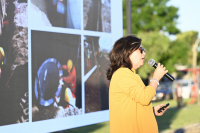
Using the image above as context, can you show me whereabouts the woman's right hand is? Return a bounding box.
[152,63,168,81]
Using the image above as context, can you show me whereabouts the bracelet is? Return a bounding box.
[150,79,159,85]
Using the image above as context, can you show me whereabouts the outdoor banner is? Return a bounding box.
[0,0,122,132]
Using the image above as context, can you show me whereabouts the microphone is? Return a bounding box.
[148,59,175,82]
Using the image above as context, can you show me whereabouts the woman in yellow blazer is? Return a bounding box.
[107,35,169,133]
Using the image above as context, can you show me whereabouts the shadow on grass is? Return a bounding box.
[156,107,180,132]
[155,99,189,132]
[53,122,109,133]
[174,128,185,133]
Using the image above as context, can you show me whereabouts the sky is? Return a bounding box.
[167,0,200,39]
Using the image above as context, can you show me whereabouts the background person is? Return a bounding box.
[60,59,76,106]
[54,86,75,108]
[107,35,169,133]
[176,83,183,108]
[60,59,76,97]
[54,59,77,108]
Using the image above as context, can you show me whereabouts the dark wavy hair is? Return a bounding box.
[107,35,142,80]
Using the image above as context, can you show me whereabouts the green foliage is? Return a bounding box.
[136,31,170,78]
[160,40,188,73]
[176,31,199,46]
[176,31,199,66]
[123,0,180,35]
[123,0,199,76]
[160,31,199,72]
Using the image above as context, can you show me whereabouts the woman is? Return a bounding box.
[107,35,169,133]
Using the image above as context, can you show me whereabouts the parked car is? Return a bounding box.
[152,82,173,101]
[174,79,194,99]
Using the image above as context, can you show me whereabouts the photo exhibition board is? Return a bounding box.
[0,0,122,133]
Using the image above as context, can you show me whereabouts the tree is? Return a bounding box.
[136,31,170,78]
[137,31,199,79]
[160,40,188,73]
[160,31,198,73]
[176,31,199,46]
[176,31,198,67]
[123,0,180,35]
[123,0,198,79]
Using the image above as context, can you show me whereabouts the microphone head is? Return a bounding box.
[148,59,155,66]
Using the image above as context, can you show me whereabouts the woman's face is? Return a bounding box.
[129,45,146,70]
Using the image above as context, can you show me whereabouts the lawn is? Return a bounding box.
[153,98,200,132]
[55,98,200,133]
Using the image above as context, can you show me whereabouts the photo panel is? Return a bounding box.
[84,35,112,113]
[0,0,28,126]
[0,0,123,131]
[83,0,111,33]
[30,0,81,29]
[31,30,82,121]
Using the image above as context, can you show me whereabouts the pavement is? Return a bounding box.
[161,123,200,133]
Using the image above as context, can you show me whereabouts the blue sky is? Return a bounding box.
[167,0,200,38]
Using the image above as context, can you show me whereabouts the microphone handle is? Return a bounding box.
[153,63,157,69]
[152,63,175,82]
[165,73,175,81]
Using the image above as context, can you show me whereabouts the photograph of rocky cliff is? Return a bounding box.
[84,35,111,113]
[0,0,28,126]
[30,0,81,29]
[84,0,111,33]
[32,30,82,121]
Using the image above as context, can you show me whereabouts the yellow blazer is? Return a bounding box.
[109,67,158,133]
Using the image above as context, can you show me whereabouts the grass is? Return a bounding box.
[153,98,200,132]
[55,98,200,133]
[62,122,110,133]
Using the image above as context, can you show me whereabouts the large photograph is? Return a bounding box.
[0,0,122,132]
[32,31,82,121]
[30,0,81,29]
[0,0,28,126]
[84,35,111,113]
[84,0,111,33]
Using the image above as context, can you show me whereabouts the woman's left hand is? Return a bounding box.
[153,104,169,116]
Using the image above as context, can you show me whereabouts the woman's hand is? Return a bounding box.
[153,63,168,81]
[153,104,169,116]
